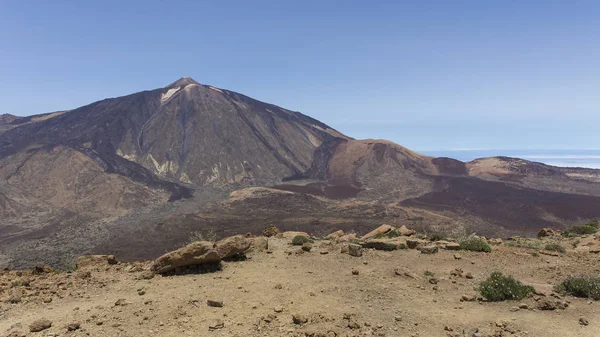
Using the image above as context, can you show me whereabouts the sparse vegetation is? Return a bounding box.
[11,281,22,288]
[459,235,492,252]
[429,233,445,242]
[292,235,311,246]
[506,240,542,250]
[478,271,534,301]
[555,276,600,300]
[572,239,580,248]
[544,243,566,253]
[563,220,599,237]
[188,229,218,243]
[424,270,434,277]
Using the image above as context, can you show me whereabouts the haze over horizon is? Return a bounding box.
[1,1,598,153]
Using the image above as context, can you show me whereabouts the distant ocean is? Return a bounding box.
[420,149,600,169]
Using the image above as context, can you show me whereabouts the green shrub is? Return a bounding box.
[386,230,402,238]
[424,270,434,277]
[544,243,566,253]
[292,235,311,246]
[429,233,445,242]
[564,224,598,237]
[556,276,600,300]
[478,272,534,301]
[585,219,600,229]
[459,236,492,252]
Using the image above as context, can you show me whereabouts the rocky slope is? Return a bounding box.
[1,78,600,269]
[1,226,599,337]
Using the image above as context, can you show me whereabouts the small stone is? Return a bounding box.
[454,253,462,260]
[519,303,529,309]
[29,319,52,332]
[292,314,309,325]
[352,269,360,275]
[579,318,589,326]
[510,307,520,312]
[208,319,225,330]
[348,320,361,329]
[138,289,146,296]
[429,278,438,284]
[465,272,473,279]
[274,283,283,290]
[461,294,477,302]
[301,243,312,252]
[274,306,283,313]
[66,322,81,331]
[207,299,223,307]
[114,298,129,306]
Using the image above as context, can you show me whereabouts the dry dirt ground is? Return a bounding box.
[1,236,599,337]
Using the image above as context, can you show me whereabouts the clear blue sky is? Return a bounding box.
[1,1,599,151]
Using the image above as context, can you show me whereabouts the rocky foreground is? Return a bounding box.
[1,225,599,337]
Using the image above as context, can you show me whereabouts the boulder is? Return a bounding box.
[326,230,345,240]
[215,235,252,259]
[361,239,401,251]
[76,255,118,269]
[398,225,415,236]
[538,228,558,238]
[406,239,427,249]
[29,319,52,332]
[252,237,268,251]
[151,241,220,274]
[361,225,392,241]
[262,225,280,237]
[420,245,439,254]
[280,231,310,239]
[348,244,363,257]
[338,233,357,242]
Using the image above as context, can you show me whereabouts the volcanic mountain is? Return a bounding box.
[1,77,599,268]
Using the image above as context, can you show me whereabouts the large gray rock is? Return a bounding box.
[151,241,220,274]
[215,235,252,259]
